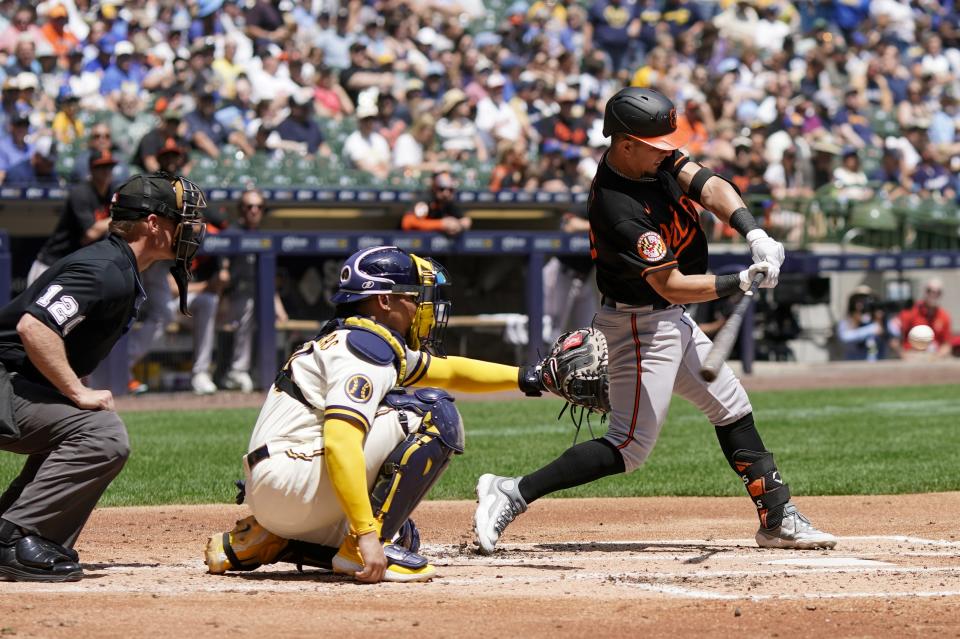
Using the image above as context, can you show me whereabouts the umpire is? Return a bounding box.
[0,172,207,582]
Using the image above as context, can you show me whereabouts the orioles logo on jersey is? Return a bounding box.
[345,374,373,403]
[636,231,667,261]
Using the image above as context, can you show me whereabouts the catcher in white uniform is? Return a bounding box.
[204,246,544,583]
[474,87,837,555]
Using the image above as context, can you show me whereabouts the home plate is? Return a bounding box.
[765,557,895,567]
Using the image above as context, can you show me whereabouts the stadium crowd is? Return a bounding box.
[0,0,956,216]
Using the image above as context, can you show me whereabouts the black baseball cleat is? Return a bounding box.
[0,536,83,582]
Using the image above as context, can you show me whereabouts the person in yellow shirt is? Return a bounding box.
[203,246,548,582]
[51,90,84,145]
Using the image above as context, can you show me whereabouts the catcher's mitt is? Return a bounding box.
[540,327,610,415]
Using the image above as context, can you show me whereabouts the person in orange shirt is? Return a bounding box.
[40,4,79,62]
[898,278,953,357]
[400,171,473,236]
[674,100,710,156]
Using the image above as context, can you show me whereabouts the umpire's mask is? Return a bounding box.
[110,172,208,316]
[331,246,452,356]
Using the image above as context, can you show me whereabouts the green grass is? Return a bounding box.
[1,385,959,506]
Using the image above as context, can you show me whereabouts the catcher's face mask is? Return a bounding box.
[168,176,208,316]
[394,254,451,356]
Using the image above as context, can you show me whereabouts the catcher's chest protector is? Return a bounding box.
[370,388,464,539]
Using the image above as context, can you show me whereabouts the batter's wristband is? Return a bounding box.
[715,273,742,298]
[518,364,544,396]
[729,207,761,237]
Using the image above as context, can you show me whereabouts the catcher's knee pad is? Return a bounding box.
[372,388,464,539]
[733,450,791,529]
[204,515,289,574]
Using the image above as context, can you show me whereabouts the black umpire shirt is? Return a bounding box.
[35,182,115,266]
[588,152,708,307]
[0,234,145,385]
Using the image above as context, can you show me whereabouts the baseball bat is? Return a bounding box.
[699,271,766,383]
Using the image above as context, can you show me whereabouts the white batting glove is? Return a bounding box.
[738,261,774,292]
[746,229,784,287]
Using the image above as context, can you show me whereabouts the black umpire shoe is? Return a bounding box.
[0,536,83,582]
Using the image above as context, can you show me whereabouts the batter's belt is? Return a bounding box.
[600,297,675,312]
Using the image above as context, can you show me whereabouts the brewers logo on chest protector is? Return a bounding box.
[588,154,708,307]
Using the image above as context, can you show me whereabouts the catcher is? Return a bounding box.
[203,246,553,583]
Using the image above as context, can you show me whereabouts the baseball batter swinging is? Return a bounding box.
[475,87,836,554]
[204,246,545,583]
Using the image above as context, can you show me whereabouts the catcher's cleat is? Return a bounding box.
[204,515,289,574]
[474,474,527,555]
[755,503,837,550]
[331,536,436,582]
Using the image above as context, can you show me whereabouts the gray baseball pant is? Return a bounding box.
[593,305,753,472]
[0,375,130,547]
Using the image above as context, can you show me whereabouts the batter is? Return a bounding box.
[475,87,837,555]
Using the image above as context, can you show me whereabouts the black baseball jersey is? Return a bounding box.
[0,234,145,385]
[588,153,708,306]
[35,182,115,266]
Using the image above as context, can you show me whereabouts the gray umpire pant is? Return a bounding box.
[0,375,130,548]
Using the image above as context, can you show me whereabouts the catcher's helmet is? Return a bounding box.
[602,87,689,150]
[332,246,452,355]
[110,172,208,316]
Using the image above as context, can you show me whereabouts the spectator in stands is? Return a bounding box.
[313,8,353,71]
[275,91,331,158]
[586,0,640,73]
[339,41,393,107]
[155,136,190,175]
[39,4,78,61]
[537,87,588,150]
[0,5,42,55]
[393,112,445,176]
[221,188,289,393]
[135,109,189,174]
[27,149,117,285]
[870,148,911,199]
[436,88,487,162]
[108,88,157,164]
[313,65,353,120]
[912,147,956,201]
[764,147,814,241]
[343,103,390,180]
[0,113,34,183]
[898,278,953,358]
[211,37,244,101]
[3,134,58,186]
[69,122,122,183]
[836,286,893,361]
[244,0,292,48]
[100,41,146,97]
[832,147,873,201]
[811,137,841,189]
[51,89,83,145]
[184,88,254,160]
[476,73,524,149]
[375,91,406,149]
[834,89,881,150]
[897,81,936,134]
[6,36,39,77]
[401,170,472,235]
[489,140,535,192]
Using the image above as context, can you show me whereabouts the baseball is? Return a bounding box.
[907,324,934,351]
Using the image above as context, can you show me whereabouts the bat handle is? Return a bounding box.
[745,271,766,297]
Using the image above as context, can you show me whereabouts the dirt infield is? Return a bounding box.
[1,361,956,637]
[1,495,958,638]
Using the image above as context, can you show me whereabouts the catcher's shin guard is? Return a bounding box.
[373,388,464,540]
[204,515,289,574]
[732,450,790,530]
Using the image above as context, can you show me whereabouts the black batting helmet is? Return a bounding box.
[602,87,689,150]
